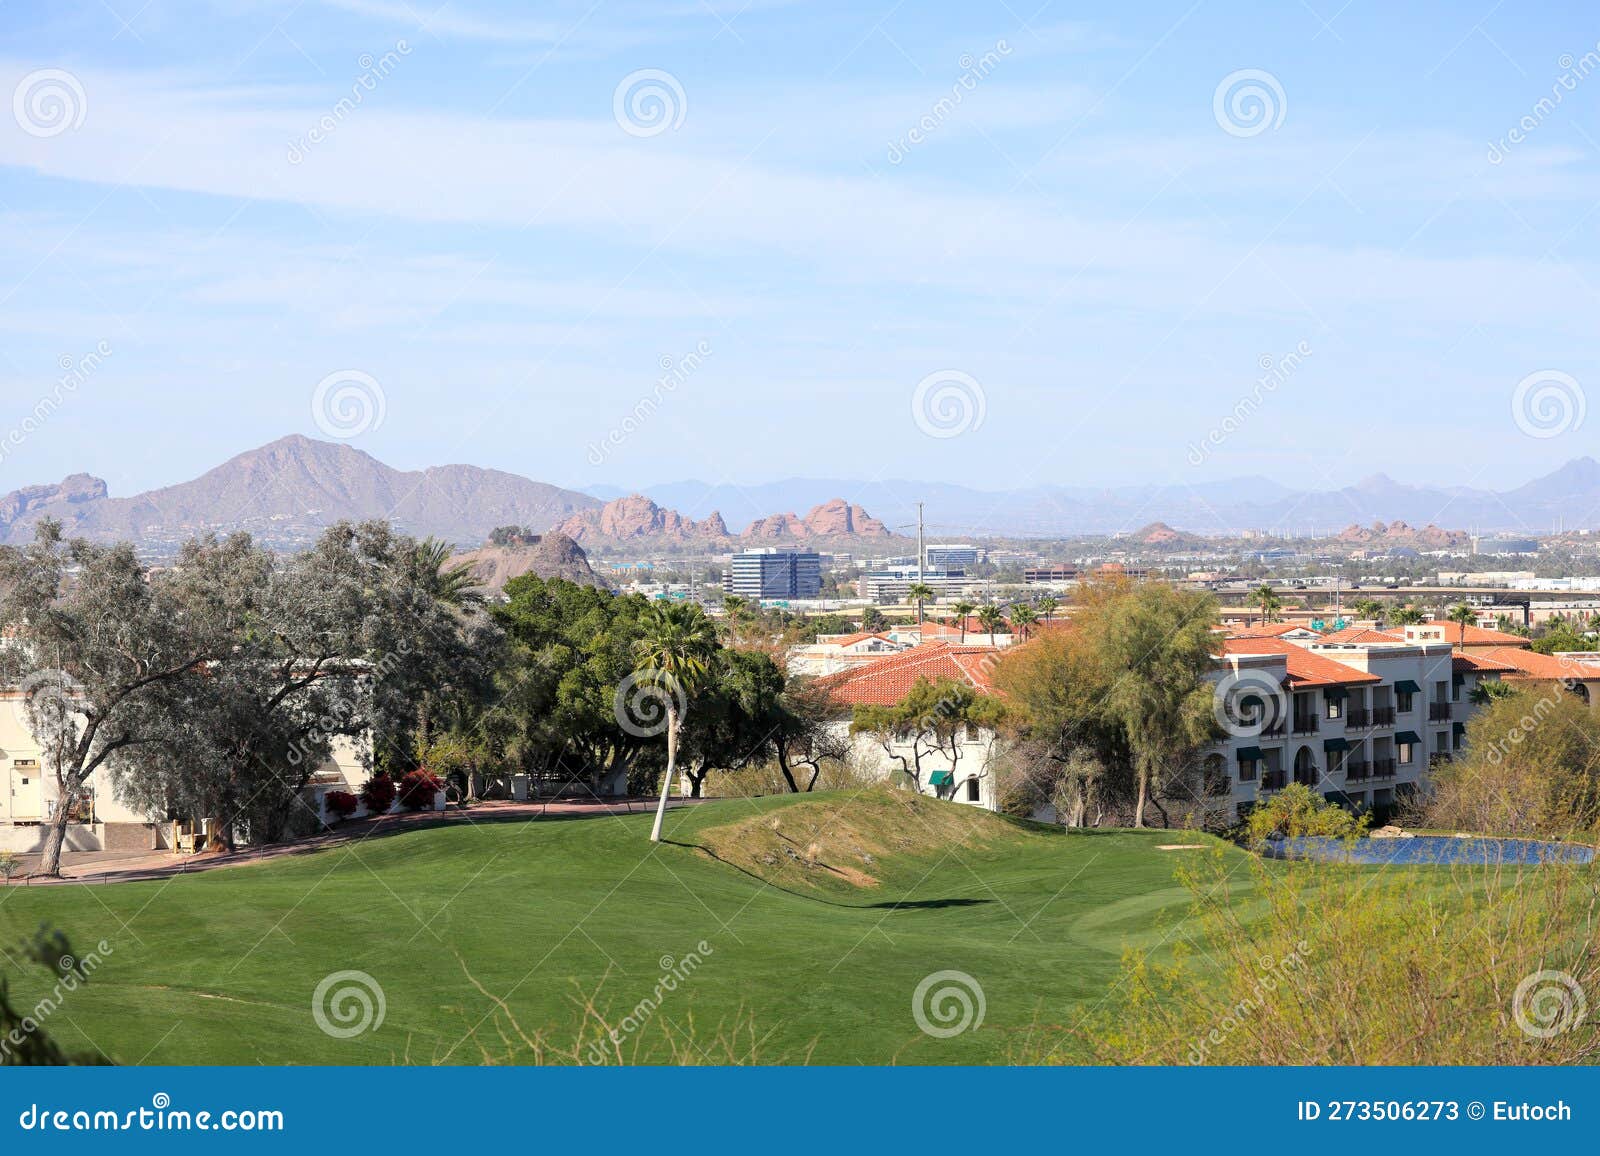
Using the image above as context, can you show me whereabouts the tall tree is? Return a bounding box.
[950,600,977,642]
[1446,602,1477,651]
[1009,603,1038,640]
[634,602,720,842]
[1252,584,1282,624]
[905,583,936,626]
[1085,584,1220,827]
[976,604,1007,639]
[0,523,243,875]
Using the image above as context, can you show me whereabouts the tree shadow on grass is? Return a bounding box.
[860,897,991,910]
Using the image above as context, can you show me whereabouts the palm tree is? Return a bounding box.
[1009,603,1038,639]
[413,537,483,608]
[1035,595,1059,622]
[951,600,977,642]
[976,604,1006,640]
[1349,597,1384,622]
[1251,583,1281,624]
[905,582,936,626]
[1446,602,1477,651]
[634,601,721,843]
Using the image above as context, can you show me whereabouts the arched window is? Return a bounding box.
[1293,746,1318,786]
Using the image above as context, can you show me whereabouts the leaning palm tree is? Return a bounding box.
[1446,602,1477,652]
[976,604,1006,640]
[905,582,936,626]
[634,601,720,843]
[1251,583,1281,624]
[951,600,977,642]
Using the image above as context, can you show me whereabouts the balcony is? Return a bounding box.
[1343,760,1370,782]
[1262,720,1286,738]
[1428,702,1453,722]
[1291,716,1319,736]
[1371,758,1396,780]
[1346,708,1371,729]
[1429,752,1453,767]
[1372,707,1396,727]
[1261,770,1287,790]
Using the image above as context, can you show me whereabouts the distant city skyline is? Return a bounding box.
[2,1,1598,503]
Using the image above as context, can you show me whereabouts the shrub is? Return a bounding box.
[1245,782,1367,847]
[324,790,359,819]
[398,769,444,811]
[360,774,397,815]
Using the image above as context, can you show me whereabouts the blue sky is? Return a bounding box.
[1,0,1598,504]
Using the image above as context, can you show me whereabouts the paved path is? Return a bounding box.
[2,797,703,887]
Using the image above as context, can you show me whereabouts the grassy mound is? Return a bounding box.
[694,788,1034,895]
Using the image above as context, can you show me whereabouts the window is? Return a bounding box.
[1396,691,1413,713]
[1397,742,1413,765]
[965,777,980,802]
[1238,759,1258,783]
[1325,696,1343,720]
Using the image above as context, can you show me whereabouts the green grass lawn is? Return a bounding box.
[0,791,1260,1065]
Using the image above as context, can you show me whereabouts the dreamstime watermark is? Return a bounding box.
[613,69,687,138]
[1186,940,1310,1064]
[886,40,1011,164]
[583,940,714,1064]
[311,970,386,1039]
[912,369,986,439]
[912,970,985,1038]
[1213,69,1286,138]
[587,341,712,466]
[12,68,86,138]
[613,668,686,738]
[1212,667,1289,739]
[1511,369,1583,439]
[286,41,411,165]
[1488,47,1600,164]
[0,936,113,1062]
[0,341,112,468]
[311,369,386,439]
[1186,340,1310,465]
[1512,969,1587,1039]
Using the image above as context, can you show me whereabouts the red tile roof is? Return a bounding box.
[1453,651,1519,673]
[1402,623,1531,647]
[1317,626,1403,644]
[815,640,1002,707]
[1224,622,1319,639]
[1220,637,1381,688]
[1475,647,1600,681]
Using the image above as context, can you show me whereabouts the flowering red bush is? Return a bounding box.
[398,769,445,811]
[325,790,359,819]
[360,774,397,814]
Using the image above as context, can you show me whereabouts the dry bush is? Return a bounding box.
[1022,851,1600,1065]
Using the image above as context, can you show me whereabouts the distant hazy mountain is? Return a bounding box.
[614,462,1600,538]
[0,435,599,554]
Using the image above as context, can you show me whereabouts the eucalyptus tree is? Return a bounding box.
[633,601,720,843]
[0,523,245,875]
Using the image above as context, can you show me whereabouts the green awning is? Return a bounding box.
[1324,686,1349,701]
[929,770,953,786]
[1453,722,1467,738]
[1395,680,1421,694]
[1236,747,1263,762]
[1323,737,1350,753]
[1395,731,1422,745]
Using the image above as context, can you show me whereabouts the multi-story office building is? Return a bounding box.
[926,544,981,568]
[858,565,969,603]
[723,548,822,600]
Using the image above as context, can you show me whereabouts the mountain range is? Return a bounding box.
[588,461,1600,538]
[7,437,1600,554]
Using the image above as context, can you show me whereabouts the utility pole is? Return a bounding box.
[916,501,925,626]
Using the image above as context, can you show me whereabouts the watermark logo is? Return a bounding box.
[583,941,714,1065]
[311,970,386,1039]
[13,668,80,731]
[912,370,985,439]
[311,370,386,439]
[1511,369,1583,439]
[286,41,411,165]
[912,970,985,1038]
[1213,69,1286,138]
[1187,941,1310,1063]
[886,40,1011,164]
[13,69,87,138]
[1187,340,1310,466]
[587,341,712,467]
[613,668,686,738]
[1212,668,1288,739]
[1512,969,1586,1038]
[613,69,687,138]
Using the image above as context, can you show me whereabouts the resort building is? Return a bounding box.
[724,548,823,601]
